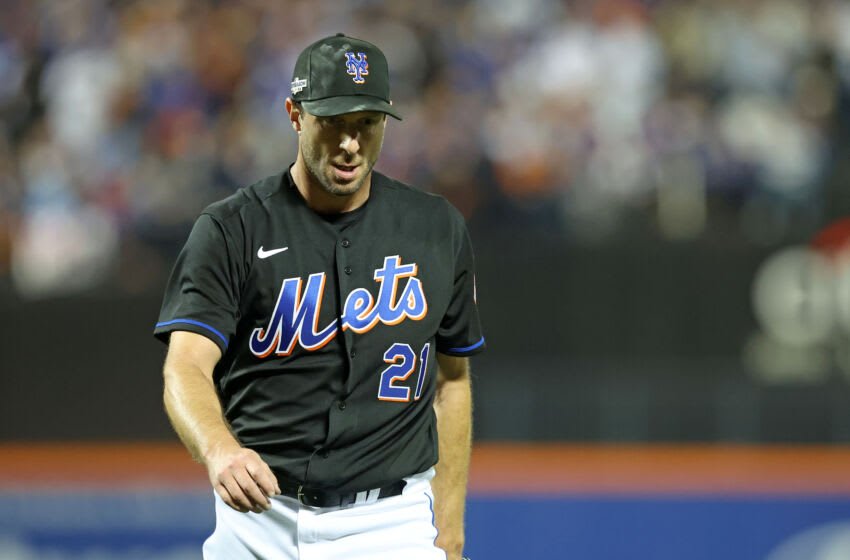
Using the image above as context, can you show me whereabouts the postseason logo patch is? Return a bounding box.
[291,77,307,95]
[344,52,369,84]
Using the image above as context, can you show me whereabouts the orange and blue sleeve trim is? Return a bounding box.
[155,318,228,349]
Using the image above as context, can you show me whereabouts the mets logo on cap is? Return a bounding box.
[345,51,369,84]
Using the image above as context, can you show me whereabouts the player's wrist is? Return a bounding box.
[436,532,465,556]
[202,437,242,464]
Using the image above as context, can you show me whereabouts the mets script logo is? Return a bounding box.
[345,51,369,84]
[249,256,427,358]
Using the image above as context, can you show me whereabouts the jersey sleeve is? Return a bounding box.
[435,208,486,357]
[153,213,243,354]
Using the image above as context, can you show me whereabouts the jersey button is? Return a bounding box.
[344,266,352,275]
[322,450,330,458]
[341,238,351,248]
[350,349,356,358]
[337,400,347,411]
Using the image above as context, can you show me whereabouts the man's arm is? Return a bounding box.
[432,353,473,560]
[163,330,280,513]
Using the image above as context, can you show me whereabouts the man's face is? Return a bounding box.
[297,108,387,197]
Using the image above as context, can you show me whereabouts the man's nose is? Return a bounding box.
[340,134,360,155]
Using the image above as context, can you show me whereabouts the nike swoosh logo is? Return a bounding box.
[257,246,289,259]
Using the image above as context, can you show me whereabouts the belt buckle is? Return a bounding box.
[297,484,305,504]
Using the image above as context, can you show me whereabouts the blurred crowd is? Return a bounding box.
[1,0,850,297]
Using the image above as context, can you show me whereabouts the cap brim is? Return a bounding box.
[301,96,402,120]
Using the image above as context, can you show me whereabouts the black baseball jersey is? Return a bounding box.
[154,167,484,493]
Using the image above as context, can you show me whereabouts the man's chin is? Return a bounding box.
[323,169,369,195]
[323,176,363,197]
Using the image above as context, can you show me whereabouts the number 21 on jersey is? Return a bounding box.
[377,342,430,402]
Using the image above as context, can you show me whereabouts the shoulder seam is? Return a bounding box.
[202,173,285,222]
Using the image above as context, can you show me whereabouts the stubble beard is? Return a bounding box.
[303,149,376,198]
[300,131,384,198]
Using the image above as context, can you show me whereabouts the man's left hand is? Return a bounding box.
[436,528,464,560]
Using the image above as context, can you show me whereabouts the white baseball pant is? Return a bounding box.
[202,468,447,559]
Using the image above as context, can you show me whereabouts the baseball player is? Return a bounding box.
[154,33,484,560]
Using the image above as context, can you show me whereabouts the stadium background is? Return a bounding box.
[2,0,850,558]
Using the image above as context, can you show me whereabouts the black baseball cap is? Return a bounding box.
[290,33,401,120]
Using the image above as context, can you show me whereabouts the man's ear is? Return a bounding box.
[285,97,301,133]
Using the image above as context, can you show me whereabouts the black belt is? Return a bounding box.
[279,479,407,508]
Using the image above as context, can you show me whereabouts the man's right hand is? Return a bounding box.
[206,443,281,514]
[161,331,281,514]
